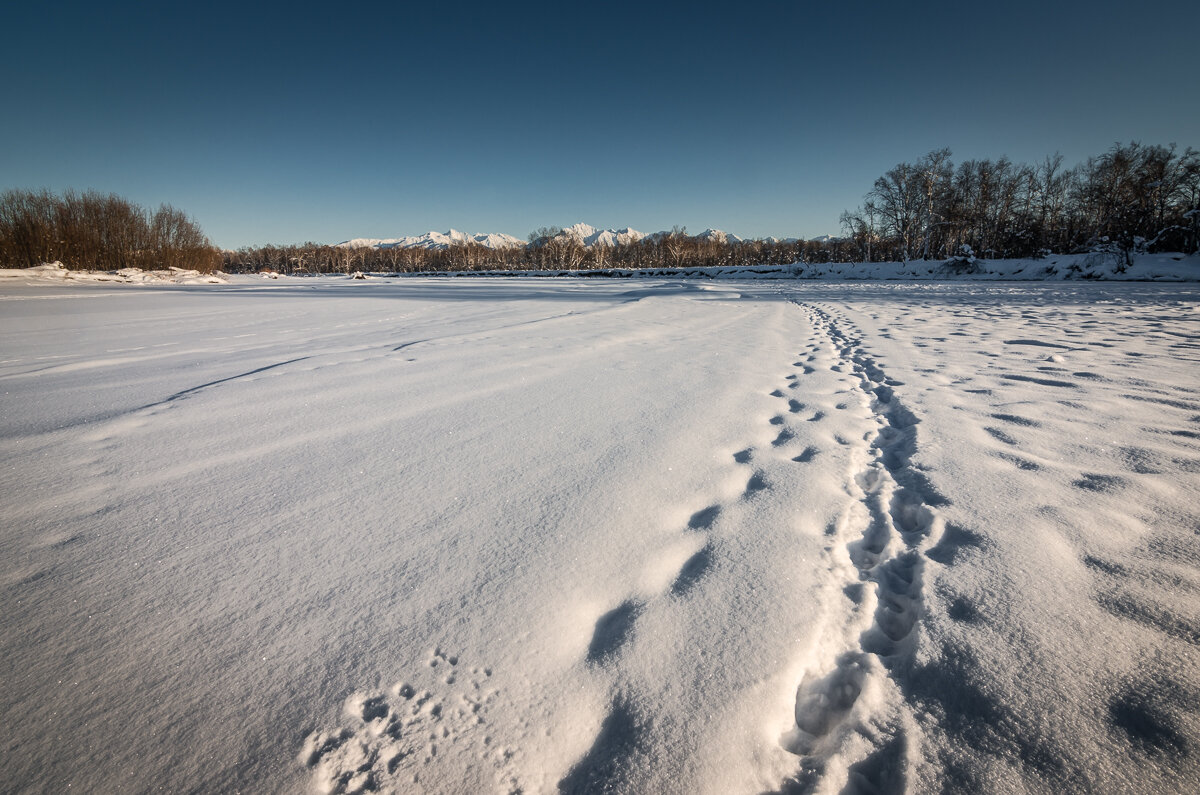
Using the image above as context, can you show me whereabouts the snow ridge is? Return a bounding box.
[779,303,947,791]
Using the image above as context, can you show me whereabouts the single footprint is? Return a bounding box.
[587,601,642,664]
[687,504,722,530]
[671,544,714,596]
[793,446,818,463]
[784,652,869,755]
[744,472,768,495]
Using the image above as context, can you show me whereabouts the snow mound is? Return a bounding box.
[0,262,227,284]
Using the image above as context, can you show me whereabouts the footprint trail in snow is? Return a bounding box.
[778,302,948,793]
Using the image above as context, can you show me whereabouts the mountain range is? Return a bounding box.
[337,224,835,250]
[336,230,526,251]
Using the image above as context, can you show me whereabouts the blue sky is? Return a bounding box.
[3,1,1197,248]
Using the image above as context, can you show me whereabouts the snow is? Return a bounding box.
[2,276,1199,793]
[397,251,1196,282]
[340,224,755,250]
[557,223,645,247]
[337,230,526,250]
[796,252,1200,281]
[694,229,745,245]
[0,261,228,285]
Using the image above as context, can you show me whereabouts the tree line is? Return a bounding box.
[839,142,1200,263]
[0,189,221,272]
[219,230,850,275]
[4,141,1196,275]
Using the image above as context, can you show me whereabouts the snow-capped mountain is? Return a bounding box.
[694,228,745,244]
[337,224,824,251]
[639,228,736,245]
[337,230,525,250]
[555,223,644,247]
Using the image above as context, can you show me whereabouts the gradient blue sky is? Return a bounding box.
[3,0,1197,248]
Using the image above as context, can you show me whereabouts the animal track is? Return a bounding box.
[300,652,518,794]
[793,446,819,463]
[671,544,714,596]
[744,471,768,495]
[587,601,642,664]
[687,504,722,530]
[557,700,642,793]
[570,338,847,788]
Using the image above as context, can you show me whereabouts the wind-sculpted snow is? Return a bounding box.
[1,278,1198,794]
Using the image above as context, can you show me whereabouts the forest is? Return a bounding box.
[837,141,1199,264]
[0,189,221,272]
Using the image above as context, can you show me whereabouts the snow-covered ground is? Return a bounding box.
[0,262,228,285]
[3,251,1196,286]
[1,277,1198,794]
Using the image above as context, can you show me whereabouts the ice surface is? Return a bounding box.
[1,277,1198,793]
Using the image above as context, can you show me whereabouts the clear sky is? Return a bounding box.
[3,0,1197,249]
